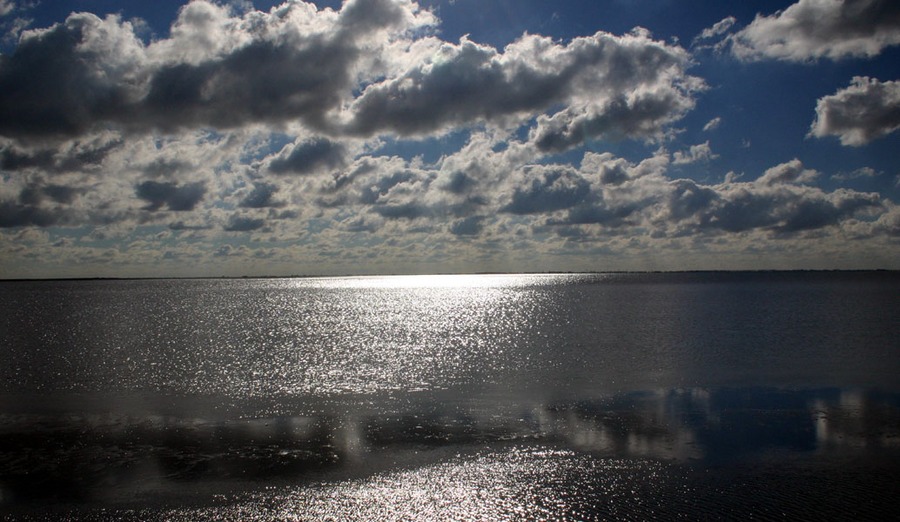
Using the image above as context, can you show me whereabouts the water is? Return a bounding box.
[1,272,899,519]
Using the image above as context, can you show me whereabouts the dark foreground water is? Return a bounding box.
[1,272,899,519]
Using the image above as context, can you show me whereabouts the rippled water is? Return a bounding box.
[1,272,899,519]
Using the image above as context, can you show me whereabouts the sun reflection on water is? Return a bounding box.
[291,273,567,289]
[164,447,683,522]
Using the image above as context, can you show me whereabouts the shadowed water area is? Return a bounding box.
[1,272,899,519]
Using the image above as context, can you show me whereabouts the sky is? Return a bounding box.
[1,0,899,278]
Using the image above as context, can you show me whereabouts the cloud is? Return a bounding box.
[756,158,818,186]
[702,117,721,132]
[0,0,437,139]
[239,181,281,208]
[529,84,699,153]
[0,200,67,227]
[449,215,484,236]
[501,166,591,215]
[135,180,206,211]
[267,138,347,175]
[537,155,881,236]
[0,0,15,17]
[0,1,699,159]
[809,77,900,146]
[833,166,881,180]
[703,182,881,234]
[693,16,736,44]
[731,0,900,61]
[0,1,895,275]
[224,214,266,232]
[0,134,123,173]
[19,182,83,205]
[672,141,718,165]
[344,29,701,148]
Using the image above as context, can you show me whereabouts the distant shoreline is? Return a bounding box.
[2,268,897,283]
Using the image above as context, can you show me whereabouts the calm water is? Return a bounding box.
[1,272,899,519]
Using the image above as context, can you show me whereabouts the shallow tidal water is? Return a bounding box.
[1,272,899,519]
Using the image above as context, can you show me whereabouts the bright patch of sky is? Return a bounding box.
[1,0,899,277]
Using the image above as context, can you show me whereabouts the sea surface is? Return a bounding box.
[1,272,899,520]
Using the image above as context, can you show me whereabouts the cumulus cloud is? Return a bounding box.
[448,215,484,236]
[267,138,347,175]
[521,154,882,236]
[0,0,701,150]
[0,0,15,17]
[501,166,591,215]
[809,77,900,146]
[239,181,282,208]
[224,214,266,231]
[342,29,701,148]
[0,0,437,139]
[1,0,896,275]
[135,180,206,211]
[672,141,718,165]
[756,158,818,186]
[731,0,900,61]
[0,200,67,228]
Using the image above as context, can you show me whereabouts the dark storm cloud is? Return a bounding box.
[267,138,347,175]
[809,77,900,146]
[135,180,206,211]
[731,0,900,61]
[502,167,591,215]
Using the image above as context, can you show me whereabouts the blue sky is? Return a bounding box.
[1,0,899,277]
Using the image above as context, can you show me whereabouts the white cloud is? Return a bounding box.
[731,0,900,62]
[0,0,437,138]
[0,1,14,17]
[757,158,818,186]
[694,16,736,43]
[344,29,702,147]
[0,1,896,276]
[702,117,721,132]
[833,166,880,181]
[809,77,900,146]
[672,141,718,165]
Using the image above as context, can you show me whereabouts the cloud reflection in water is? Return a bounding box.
[1,387,899,519]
